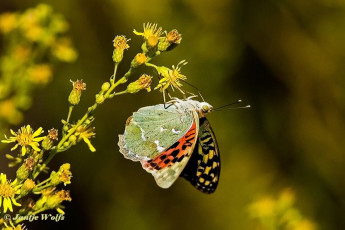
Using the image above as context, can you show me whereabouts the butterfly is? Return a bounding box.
[118,98,220,194]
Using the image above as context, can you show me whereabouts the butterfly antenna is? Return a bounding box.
[213,100,251,111]
[180,79,205,102]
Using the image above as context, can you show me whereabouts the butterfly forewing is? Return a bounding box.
[119,103,194,161]
[181,117,220,194]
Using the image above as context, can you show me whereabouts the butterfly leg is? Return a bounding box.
[163,89,174,109]
[180,79,204,102]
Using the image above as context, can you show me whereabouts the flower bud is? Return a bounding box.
[158,29,182,52]
[131,53,147,68]
[42,128,58,150]
[101,82,110,92]
[127,74,152,93]
[45,190,71,210]
[16,157,35,181]
[49,163,72,186]
[95,94,105,104]
[112,35,130,63]
[68,135,77,145]
[68,80,86,105]
[20,179,35,196]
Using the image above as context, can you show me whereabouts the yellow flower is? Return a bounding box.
[76,126,96,152]
[28,64,53,84]
[134,23,163,48]
[2,125,45,156]
[0,99,23,125]
[248,196,276,218]
[154,60,188,94]
[50,163,72,186]
[0,13,17,34]
[134,23,163,40]
[293,220,316,230]
[52,38,78,62]
[0,173,21,213]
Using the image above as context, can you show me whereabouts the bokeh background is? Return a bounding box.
[1,0,345,229]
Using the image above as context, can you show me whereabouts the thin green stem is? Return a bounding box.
[34,178,51,188]
[145,62,158,68]
[66,105,73,123]
[114,90,128,96]
[111,62,119,84]
[32,183,52,193]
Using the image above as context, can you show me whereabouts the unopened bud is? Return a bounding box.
[131,53,147,68]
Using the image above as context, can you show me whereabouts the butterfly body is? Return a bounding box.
[118,98,220,193]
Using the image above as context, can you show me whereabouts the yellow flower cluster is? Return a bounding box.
[249,188,317,230]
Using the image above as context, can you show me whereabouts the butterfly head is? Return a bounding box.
[199,102,213,116]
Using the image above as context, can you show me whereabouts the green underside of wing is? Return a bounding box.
[122,103,194,159]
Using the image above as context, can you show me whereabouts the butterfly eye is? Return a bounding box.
[202,104,209,113]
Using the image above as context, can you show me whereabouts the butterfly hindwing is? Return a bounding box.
[142,115,199,188]
[181,117,220,194]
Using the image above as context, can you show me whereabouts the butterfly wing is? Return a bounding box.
[142,114,199,188]
[118,103,199,188]
[180,117,220,194]
[118,103,194,161]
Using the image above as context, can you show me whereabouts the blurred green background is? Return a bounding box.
[1,0,345,229]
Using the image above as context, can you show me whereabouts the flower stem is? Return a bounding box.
[33,183,52,193]
[66,105,73,123]
[111,62,119,85]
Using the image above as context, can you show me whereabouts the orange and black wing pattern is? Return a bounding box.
[181,117,220,194]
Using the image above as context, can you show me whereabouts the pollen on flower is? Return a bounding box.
[2,125,45,156]
[42,128,58,150]
[127,74,152,93]
[72,79,86,92]
[48,128,58,141]
[24,157,35,170]
[132,53,147,68]
[147,36,159,48]
[166,29,182,44]
[57,190,72,202]
[68,80,86,105]
[113,35,130,50]
[138,74,152,92]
